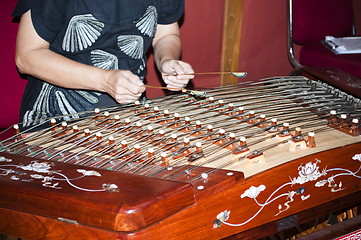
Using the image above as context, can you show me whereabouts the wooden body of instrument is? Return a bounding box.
[0,76,360,239]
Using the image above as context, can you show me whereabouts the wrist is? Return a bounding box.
[159,58,170,71]
[97,69,111,93]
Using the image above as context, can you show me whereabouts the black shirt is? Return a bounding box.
[12,0,184,129]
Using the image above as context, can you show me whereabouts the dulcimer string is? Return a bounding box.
[147,116,326,179]
[147,103,358,179]
[83,106,348,177]
[0,76,313,142]
[185,121,351,184]
[2,76,360,184]
[162,117,343,183]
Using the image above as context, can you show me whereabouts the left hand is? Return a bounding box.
[160,59,194,91]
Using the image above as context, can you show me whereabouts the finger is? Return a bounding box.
[121,72,145,94]
[178,61,195,75]
[176,74,194,80]
[164,79,188,88]
[165,75,190,85]
[171,61,195,80]
[127,84,145,95]
[166,81,187,90]
[163,75,178,83]
[166,86,182,91]
[171,61,187,75]
[126,73,144,86]
[114,92,142,104]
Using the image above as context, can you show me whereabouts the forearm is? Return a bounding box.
[15,10,106,92]
[152,23,193,89]
[16,47,106,92]
[153,33,182,71]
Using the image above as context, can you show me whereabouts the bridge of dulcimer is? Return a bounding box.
[0,76,360,239]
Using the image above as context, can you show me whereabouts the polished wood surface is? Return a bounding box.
[224,193,361,240]
[0,143,360,239]
[122,143,361,240]
[0,152,196,232]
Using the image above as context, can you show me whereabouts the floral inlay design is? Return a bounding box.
[20,161,52,173]
[352,154,361,161]
[213,154,361,228]
[213,210,230,228]
[0,158,119,192]
[290,160,325,184]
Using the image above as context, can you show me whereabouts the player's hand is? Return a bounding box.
[160,60,194,91]
[103,70,145,104]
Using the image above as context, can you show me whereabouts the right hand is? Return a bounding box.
[102,70,146,104]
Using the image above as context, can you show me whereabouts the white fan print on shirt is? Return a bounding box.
[62,14,104,52]
[134,6,158,38]
[22,83,100,127]
[91,50,119,70]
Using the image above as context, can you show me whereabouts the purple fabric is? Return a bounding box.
[293,0,354,45]
[300,43,361,78]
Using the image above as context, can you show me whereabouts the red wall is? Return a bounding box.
[239,0,293,81]
[0,0,26,129]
